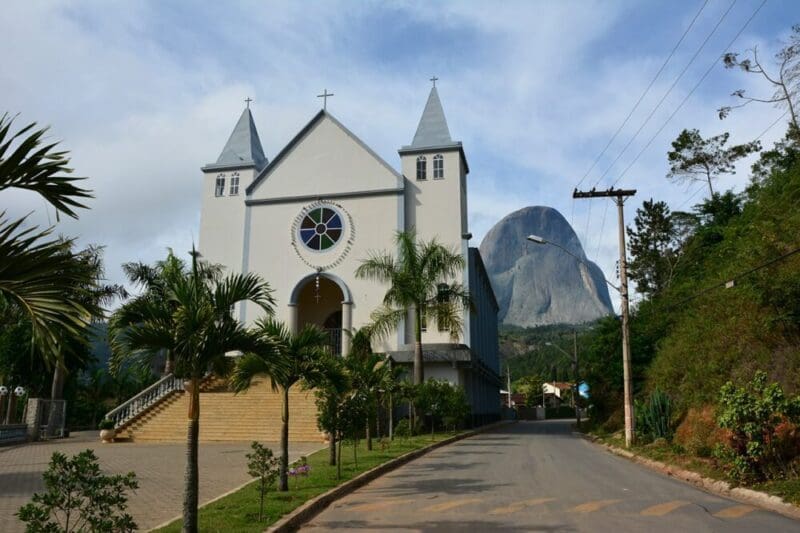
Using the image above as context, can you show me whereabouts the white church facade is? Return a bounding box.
[198,86,501,423]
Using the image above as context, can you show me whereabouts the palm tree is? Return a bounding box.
[355,230,471,384]
[44,244,124,438]
[0,113,95,359]
[110,250,275,533]
[111,250,222,374]
[230,319,328,491]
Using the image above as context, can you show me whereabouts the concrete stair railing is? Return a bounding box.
[104,373,183,429]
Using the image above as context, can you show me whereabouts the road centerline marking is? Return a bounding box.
[489,498,556,515]
[714,505,756,518]
[640,500,690,516]
[571,499,622,513]
[422,498,482,513]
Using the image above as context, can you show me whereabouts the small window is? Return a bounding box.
[215,174,226,197]
[420,313,427,333]
[229,172,240,195]
[437,283,449,331]
[433,154,444,179]
[416,156,427,180]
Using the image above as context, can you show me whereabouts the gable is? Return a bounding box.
[247,111,402,200]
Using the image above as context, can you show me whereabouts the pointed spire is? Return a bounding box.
[213,107,267,170]
[409,86,455,148]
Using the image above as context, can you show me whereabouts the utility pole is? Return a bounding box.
[573,187,636,447]
[506,365,512,409]
[573,330,580,430]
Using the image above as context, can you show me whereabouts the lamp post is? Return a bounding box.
[527,234,629,439]
[0,386,7,425]
[545,339,580,429]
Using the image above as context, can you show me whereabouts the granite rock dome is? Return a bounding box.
[479,206,613,327]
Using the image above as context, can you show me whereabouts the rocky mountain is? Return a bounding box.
[479,206,614,327]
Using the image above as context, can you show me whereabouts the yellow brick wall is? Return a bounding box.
[121,377,325,443]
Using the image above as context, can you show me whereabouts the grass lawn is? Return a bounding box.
[154,432,460,533]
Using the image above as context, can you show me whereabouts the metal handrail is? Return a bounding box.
[104,373,183,429]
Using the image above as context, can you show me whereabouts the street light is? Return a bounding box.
[527,234,632,438]
[526,235,620,293]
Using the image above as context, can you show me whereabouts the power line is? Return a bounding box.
[611,0,768,189]
[591,0,738,190]
[755,110,790,141]
[574,0,711,192]
[675,182,706,211]
[570,0,710,229]
[664,245,800,311]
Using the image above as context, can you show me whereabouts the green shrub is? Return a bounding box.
[17,449,138,531]
[715,371,800,482]
[246,442,279,522]
[98,419,115,430]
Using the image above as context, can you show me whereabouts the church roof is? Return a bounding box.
[204,108,267,171]
[246,109,402,196]
[407,86,458,149]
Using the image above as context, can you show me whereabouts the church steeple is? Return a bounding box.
[408,86,455,149]
[205,107,268,171]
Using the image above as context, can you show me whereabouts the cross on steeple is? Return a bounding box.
[244,97,253,109]
[317,89,334,110]
[430,76,438,88]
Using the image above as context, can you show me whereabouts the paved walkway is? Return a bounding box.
[0,431,321,532]
[304,421,800,532]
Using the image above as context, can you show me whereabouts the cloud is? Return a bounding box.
[0,0,794,313]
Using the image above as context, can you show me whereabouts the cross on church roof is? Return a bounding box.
[430,76,438,87]
[317,89,334,110]
[244,97,253,109]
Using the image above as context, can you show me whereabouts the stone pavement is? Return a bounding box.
[0,431,322,532]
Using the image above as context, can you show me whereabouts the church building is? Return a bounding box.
[199,84,501,423]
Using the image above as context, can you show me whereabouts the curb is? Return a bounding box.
[267,420,516,532]
[579,432,800,521]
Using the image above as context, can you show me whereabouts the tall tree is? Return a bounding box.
[45,244,125,438]
[110,250,274,533]
[229,319,327,492]
[0,113,95,359]
[720,24,800,131]
[111,251,222,375]
[355,230,470,384]
[667,129,760,197]
[626,199,678,297]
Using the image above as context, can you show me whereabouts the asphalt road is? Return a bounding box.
[303,420,800,532]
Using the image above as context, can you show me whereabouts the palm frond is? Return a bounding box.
[0,113,92,218]
[367,306,406,341]
[0,214,95,359]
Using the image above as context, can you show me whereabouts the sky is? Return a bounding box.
[2,0,797,312]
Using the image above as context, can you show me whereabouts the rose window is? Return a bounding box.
[299,207,344,251]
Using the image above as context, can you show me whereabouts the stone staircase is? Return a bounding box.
[115,376,324,443]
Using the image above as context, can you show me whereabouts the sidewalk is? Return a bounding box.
[0,432,321,532]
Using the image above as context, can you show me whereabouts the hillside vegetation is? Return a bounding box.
[582,125,800,427]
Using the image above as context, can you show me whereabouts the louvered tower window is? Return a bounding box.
[433,154,444,179]
[229,172,240,195]
[416,155,427,180]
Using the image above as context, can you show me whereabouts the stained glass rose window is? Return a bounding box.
[298,206,343,251]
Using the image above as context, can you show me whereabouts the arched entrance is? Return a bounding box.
[288,273,352,356]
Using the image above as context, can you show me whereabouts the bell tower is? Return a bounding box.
[199,102,268,276]
[398,81,471,344]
